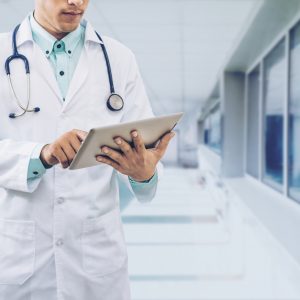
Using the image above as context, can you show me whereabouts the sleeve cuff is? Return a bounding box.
[27,144,47,180]
[129,170,158,188]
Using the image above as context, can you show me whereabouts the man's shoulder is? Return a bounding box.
[100,36,135,61]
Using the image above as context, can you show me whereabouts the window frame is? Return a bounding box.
[244,15,300,201]
[287,22,300,203]
[203,101,222,156]
[262,38,286,193]
[245,64,261,179]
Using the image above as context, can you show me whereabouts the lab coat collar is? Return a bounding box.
[13,14,105,108]
[82,19,104,45]
[16,14,34,48]
[16,14,103,49]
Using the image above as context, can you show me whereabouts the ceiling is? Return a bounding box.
[0,0,261,115]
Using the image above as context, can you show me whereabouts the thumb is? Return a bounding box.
[155,131,176,158]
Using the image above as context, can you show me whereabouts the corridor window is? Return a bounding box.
[204,117,210,145]
[246,66,260,178]
[263,39,285,191]
[209,104,221,154]
[289,23,300,202]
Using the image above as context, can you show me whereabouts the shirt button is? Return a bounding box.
[33,171,39,175]
[59,71,65,76]
[46,50,50,55]
[56,239,64,247]
[68,50,72,54]
[57,44,62,49]
[57,197,65,205]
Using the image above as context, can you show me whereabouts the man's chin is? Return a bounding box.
[59,23,80,33]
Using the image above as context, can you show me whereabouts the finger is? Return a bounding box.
[113,137,134,158]
[96,155,122,172]
[155,131,176,158]
[70,135,82,153]
[61,142,76,165]
[72,129,88,142]
[42,144,59,166]
[131,130,146,154]
[100,146,126,165]
[53,147,69,168]
[48,155,59,166]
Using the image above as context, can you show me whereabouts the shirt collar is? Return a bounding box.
[16,13,103,52]
[29,12,85,58]
[29,12,56,57]
[62,24,84,57]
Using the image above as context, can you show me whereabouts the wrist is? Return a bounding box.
[39,144,53,169]
[130,170,156,183]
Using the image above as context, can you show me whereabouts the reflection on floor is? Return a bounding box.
[121,167,300,300]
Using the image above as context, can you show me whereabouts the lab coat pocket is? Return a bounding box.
[0,219,35,285]
[82,207,128,277]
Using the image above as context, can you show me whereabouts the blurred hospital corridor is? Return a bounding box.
[121,164,300,300]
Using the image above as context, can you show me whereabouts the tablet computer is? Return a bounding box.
[69,112,183,170]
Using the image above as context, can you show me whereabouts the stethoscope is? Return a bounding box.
[5,24,124,119]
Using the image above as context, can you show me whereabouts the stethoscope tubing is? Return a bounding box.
[95,32,115,94]
[6,23,124,118]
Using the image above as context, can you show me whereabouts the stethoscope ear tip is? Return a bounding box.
[8,107,40,118]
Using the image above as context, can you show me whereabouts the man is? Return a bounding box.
[0,0,174,299]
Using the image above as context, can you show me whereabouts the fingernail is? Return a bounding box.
[115,138,122,145]
[171,132,176,137]
[132,131,138,137]
[102,147,108,154]
[97,157,103,162]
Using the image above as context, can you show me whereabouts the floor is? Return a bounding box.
[121,167,300,300]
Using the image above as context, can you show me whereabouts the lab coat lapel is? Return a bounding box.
[17,16,63,104]
[63,47,89,110]
[32,44,63,103]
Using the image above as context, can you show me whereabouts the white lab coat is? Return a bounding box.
[0,16,162,300]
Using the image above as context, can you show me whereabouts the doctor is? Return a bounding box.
[0,0,174,299]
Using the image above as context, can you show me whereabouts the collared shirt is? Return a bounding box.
[27,13,157,188]
[30,12,84,100]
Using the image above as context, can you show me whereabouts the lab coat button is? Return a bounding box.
[56,239,64,247]
[57,197,65,204]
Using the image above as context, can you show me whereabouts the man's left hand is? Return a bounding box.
[95,130,175,182]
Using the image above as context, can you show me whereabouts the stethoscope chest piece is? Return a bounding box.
[7,24,124,119]
[107,93,124,111]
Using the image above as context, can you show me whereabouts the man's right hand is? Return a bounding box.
[40,129,88,169]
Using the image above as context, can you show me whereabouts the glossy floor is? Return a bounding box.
[121,167,300,300]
